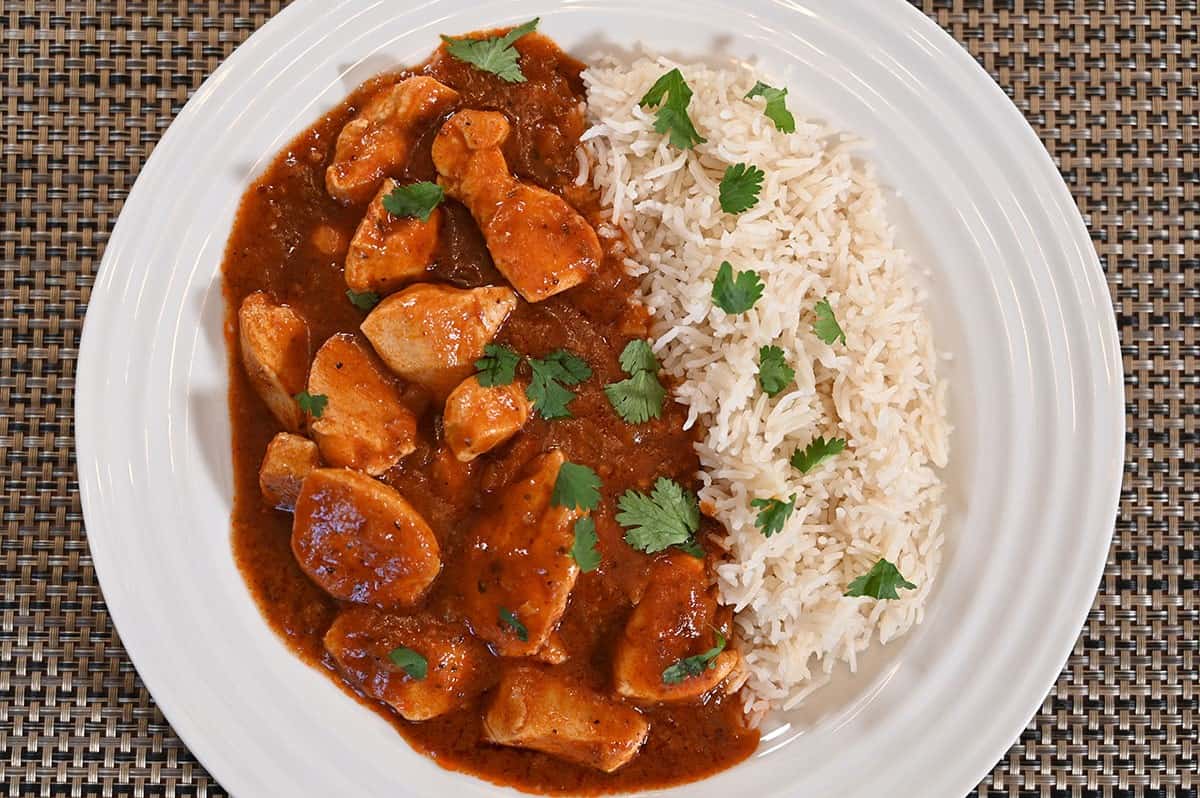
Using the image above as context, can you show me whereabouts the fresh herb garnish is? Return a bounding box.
[661,630,727,685]
[711,261,764,314]
[845,558,917,600]
[570,517,601,573]
[718,163,765,214]
[345,289,381,311]
[617,477,701,554]
[499,608,529,641]
[387,646,428,680]
[381,181,445,221]
[526,349,591,419]
[813,297,846,345]
[789,435,846,473]
[441,18,539,83]
[294,391,328,418]
[638,68,706,150]
[745,81,796,133]
[474,343,521,387]
[605,339,667,424]
[757,345,795,397]
[552,461,602,511]
[750,494,797,538]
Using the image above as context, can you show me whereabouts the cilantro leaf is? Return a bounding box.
[541,349,592,385]
[813,297,846,345]
[675,537,706,559]
[294,391,328,418]
[499,607,528,641]
[475,343,521,387]
[745,81,796,133]
[789,435,846,473]
[552,461,602,511]
[718,163,765,214]
[387,646,428,680]
[844,558,917,600]
[345,289,380,311]
[526,349,591,419]
[750,494,796,537]
[605,339,666,424]
[661,630,726,684]
[639,68,706,150]
[617,477,700,554]
[570,517,601,573]
[757,345,795,397]
[381,181,445,221]
[441,18,539,83]
[711,261,764,314]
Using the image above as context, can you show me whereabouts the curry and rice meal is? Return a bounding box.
[223,19,949,794]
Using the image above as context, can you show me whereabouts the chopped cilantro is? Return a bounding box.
[345,289,380,311]
[617,477,701,554]
[711,261,764,314]
[387,647,428,680]
[845,558,917,600]
[441,18,539,83]
[745,81,796,133]
[757,345,795,397]
[552,461,602,511]
[381,181,444,221]
[474,343,521,387]
[790,435,846,474]
[813,297,846,345]
[718,163,765,214]
[661,630,727,684]
[750,494,797,538]
[498,607,528,641]
[526,349,590,419]
[605,339,667,424]
[294,391,328,418]
[639,68,706,150]
[570,517,601,573]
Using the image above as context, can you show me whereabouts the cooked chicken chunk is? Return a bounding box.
[292,468,440,608]
[306,333,418,475]
[238,292,310,432]
[613,552,738,703]
[259,432,320,510]
[326,76,459,205]
[345,178,441,294]
[458,451,582,657]
[360,283,517,399]
[324,607,491,721]
[482,664,649,772]
[432,110,601,302]
[443,376,531,462]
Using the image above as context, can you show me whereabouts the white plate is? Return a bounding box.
[75,1,1123,795]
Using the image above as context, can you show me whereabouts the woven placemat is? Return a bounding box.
[0,1,1195,795]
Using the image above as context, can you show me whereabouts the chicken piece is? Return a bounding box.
[292,468,440,608]
[258,432,320,510]
[482,664,649,772]
[432,110,601,302]
[345,178,441,294]
[306,333,418,475]
[326,76,460,205]
[532,632,569,665]
[324,607,491,721]
[443,375,532,462]
[360,283,516,399]
[613,552,738,703]
[458,450,582,657]
[238,292,310,432]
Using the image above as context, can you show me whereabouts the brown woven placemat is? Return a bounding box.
[0,0,1195,795]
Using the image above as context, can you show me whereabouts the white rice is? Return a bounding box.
[581,56,951,716]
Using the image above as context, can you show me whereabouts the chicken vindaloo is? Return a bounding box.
[224,21,757,794]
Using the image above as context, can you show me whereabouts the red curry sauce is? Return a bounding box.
[222,32,758,794]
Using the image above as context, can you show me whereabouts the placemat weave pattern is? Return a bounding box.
[0,1,1195,795]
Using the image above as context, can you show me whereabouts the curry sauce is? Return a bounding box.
[223,31,758,794]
